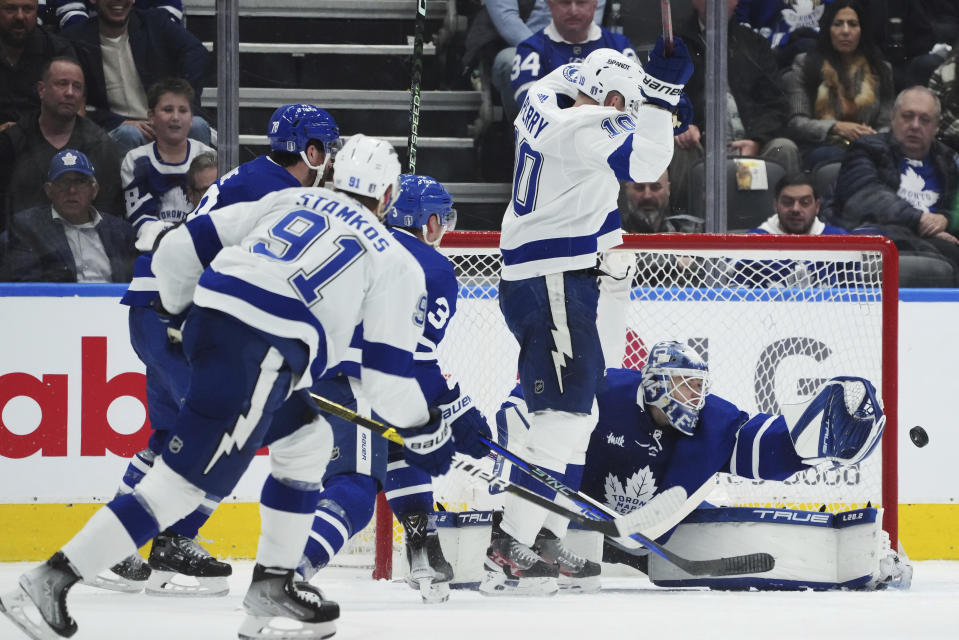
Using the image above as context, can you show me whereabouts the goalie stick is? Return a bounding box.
[308,393,774,578]
[407,0,427,173]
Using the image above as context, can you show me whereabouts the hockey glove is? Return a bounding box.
[396,408,455,476]
[438,388,492,459]
[673,92,693,135]
[786,377,885,467]
[641,35,693,109]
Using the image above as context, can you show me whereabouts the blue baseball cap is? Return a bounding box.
[48,149,95,182]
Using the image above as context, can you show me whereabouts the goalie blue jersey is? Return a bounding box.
[511,23,636,109]
[496,368,810,520]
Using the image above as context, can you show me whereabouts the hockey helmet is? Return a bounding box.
[267,104,342,156]
[332,134,402,216]
[575,48,644,109]
[385,174,457,235]
[640,341,710,436]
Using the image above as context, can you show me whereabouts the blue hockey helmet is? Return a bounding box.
[385,174,457,235]
[267,104,341,156]
[639,341,710,436]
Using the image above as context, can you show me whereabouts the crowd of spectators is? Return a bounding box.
[3,0,959,287]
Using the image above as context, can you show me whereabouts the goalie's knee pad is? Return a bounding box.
[135,456,206,530]
[268,415,333,488]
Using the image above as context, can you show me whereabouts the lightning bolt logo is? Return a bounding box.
[545,274,572,394]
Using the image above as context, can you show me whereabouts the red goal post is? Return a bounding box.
[360,232,899,578]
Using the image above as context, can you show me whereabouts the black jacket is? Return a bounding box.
[0,26,75,124]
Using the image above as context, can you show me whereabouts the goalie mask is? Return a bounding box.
[267,104,342,187]
[385,174,457,246]
[332,134,402,218]
[640,341,710,436]
[576,48,644,111]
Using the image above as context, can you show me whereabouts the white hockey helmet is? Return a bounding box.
[576,48,644,109]
[332,134,402,216]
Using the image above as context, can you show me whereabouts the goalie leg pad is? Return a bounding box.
[647,506,909,590]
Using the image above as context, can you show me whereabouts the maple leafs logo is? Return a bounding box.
[897,165,939,212]
[603,466,658,515]
[782,0,824,32]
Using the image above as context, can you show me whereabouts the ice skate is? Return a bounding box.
[401,512,452,604]
[534,528,601,593]
[145,530,232,597]
[239,564,339,640]
[0,551,81,640]
[82,553,151,593]
[480,517,558,597]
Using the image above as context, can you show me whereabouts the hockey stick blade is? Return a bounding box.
[309,393,774,577]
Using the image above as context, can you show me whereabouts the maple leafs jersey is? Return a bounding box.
[496,368,810,535]
[152,187,430,429]
[511,23,636,109]
[499,64,674,280]
[121,139,215,237]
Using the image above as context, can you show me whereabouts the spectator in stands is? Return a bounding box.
[1,148,135,282]
[619,171,702,233]
[121,77,214,251]
[48,0,182,31]
[749,172,847,235]
[0,56,122,232]
[929,48,959,152]
[0,0,75,129]
[62,0,211,156]
[868,1,956,93]
[785,0,894,170]
[831,86,959,270]
[670,0,800,216]
[463,0,606,123]
[734,0,827,70]
[185,149,217,209]
[508,0,633,120]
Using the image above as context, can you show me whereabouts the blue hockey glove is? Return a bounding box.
[439,391,492,459]
[673,92,693,135]
[642,35,693,108]
[396,408,455,476]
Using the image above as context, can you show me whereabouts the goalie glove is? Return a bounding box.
[437,386,492,459]
[396,408,455,477]
[784,377,885,467]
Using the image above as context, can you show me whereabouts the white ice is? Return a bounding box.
[2,561,958,640]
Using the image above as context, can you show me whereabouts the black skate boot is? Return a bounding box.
[83,552,152,593]
[0,551,81,639]
[146,529,232,597]
[534,528,602,593]
[239,564,339,640]
[402,512,453,604]
[480,513,558,597]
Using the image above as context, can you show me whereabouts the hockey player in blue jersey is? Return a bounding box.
[93,104,343,596]
[299,174,492,603]
[0,135,458,640]
[493,341,890,592]
[490,41,694,596]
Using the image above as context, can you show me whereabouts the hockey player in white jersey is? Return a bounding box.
[0,135,457,640]
[489,39,694,596]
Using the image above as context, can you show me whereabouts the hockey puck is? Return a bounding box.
[909,426,929,448]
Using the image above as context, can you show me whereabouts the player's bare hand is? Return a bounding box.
[729,140,760,156]
[918,211,948,237]
[675,124,700,149]
[124,119,156,141]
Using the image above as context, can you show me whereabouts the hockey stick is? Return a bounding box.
[308,393,774,577]
[407,0,427,173]
[661,0,674,56]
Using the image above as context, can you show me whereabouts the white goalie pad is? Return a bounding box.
[394,511,494,589]
[647,506,911,590]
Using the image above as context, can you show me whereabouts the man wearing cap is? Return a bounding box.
[2,148,136,282]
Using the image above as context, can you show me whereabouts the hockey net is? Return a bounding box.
[338,232,899,578]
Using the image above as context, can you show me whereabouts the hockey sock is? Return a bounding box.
[62,498,154,581]
[302,473,378,570]
[385,454,434,519]
[257,474,323,569]
[118,448,157,493]
[167,504,214,540]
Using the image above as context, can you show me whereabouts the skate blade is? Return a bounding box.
[558,575,602,594]
[478,570,558,597]
[417,578,450,604]
[0,587,64,640]
[238,614,336,640]
[145,571,229,597]
[82,568,146,594]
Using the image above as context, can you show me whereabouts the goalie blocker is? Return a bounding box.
[576,505,912,591]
